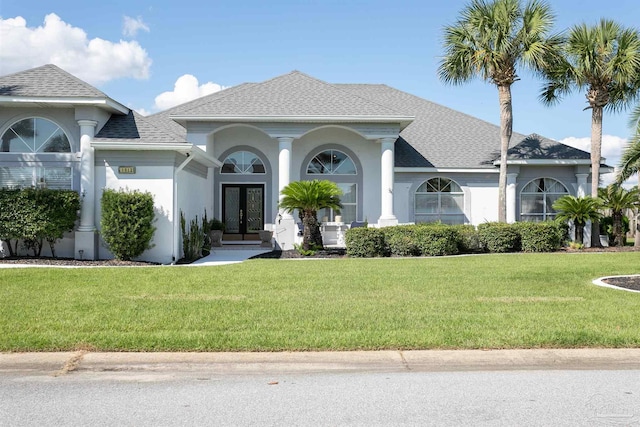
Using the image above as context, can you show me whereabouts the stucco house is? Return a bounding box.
[0,64,602,263]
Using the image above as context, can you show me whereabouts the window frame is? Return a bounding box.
[414,177,465,225]
[520,177,569,222]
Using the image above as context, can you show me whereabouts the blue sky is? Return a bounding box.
[2,0,640,170]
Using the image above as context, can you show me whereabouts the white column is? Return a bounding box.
[378,137,398,226]
[275,136,296,250]
[506,173,518,223]
[75,120,98,260]
[277,137,294,219]
[576,173,588,197]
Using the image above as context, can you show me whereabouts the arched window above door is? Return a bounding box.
[307,149,356,175]
[221,151,265,174]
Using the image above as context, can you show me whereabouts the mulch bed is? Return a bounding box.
[249,248,347,259]
[0,257,158,267]
[601,276,640,292]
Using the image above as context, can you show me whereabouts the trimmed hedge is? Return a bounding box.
[345,221,567,258]
[413,224,460,256]
[382,225,419,256]
[477,222,521,253]
[513,221,567,253]
[449,224,481,253]
[101,188,155,260]
[345,227,386,258]
[0,188,80,257]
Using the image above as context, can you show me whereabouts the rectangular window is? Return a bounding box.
[0,167,72,190]
[322,183,357,224]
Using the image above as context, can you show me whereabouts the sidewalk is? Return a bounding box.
[2,349,640,377]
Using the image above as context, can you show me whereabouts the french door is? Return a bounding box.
[222,184,264,240]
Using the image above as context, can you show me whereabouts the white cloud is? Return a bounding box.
[0,13,152,84]
[122,16,149,38]
[560,135,633,187]
[153,74,226,111]
[134,107,151,116]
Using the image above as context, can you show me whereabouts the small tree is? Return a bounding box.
[101,188,155,260]
[279,180,342,250]
[598,185,639,246]
[552,195,602,245]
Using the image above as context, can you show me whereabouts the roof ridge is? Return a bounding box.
[293,74,406,116]
[45,64,110,98]
[149,82,257,118]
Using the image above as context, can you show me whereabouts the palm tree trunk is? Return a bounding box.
[636,174,640,247]
[498,84,513,223]
[590,105,603,247]
[576,221,584,245]
[612,211,623,247]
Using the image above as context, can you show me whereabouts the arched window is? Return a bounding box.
[1,117,70,153]
[307,149,357,223]
[415,177,465,224]
[0,118,72,189]
[307,149,356,175]
[221,151,265,174]
[520,177,568,221]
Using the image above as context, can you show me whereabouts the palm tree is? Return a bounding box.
[598,185,639,246]
[552,195,602,245]
[540,19,640,245]
[279,180,342,251]
[439,0,562,222]
[616,99,640,245]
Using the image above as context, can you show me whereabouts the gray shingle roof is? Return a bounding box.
[337,84,590,168]
[167,71,406,118]
[506,134,590,160]
[0,64,108,98]
[94,110,187,144]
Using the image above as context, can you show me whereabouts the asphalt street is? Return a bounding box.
[1,349,640,426]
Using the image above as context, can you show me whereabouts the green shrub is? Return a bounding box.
[345,227,387,258]
[513,221,566,252]
[180,211,206,262]
[0,188,80,257]
[101,188,155,260]
[382,225,420,257]
[449,224,480,253]
[477,222,520,253]
[413,224,460,256]
[600,216,630,243]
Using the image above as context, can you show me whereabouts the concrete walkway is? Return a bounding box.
[187,247,272,266]
[2,349,640,377]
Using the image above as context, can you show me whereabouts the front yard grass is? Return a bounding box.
[1,252,640,351]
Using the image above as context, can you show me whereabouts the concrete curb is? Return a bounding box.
[2,349,640,377]
[593,275,640,293]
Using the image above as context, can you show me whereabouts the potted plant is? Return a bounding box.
[209,218,225,247]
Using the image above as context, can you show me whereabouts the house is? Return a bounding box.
[0,64,603,262]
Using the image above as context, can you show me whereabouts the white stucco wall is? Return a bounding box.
[95,152,176,264]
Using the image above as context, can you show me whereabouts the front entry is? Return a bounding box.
[222,184,264,241]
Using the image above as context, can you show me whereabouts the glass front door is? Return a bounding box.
[222,184,264,240]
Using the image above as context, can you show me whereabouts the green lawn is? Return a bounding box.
[1,253,640,351]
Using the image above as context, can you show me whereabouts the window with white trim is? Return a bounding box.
[1,118,70,153]
[1,118,73,189]
[0,167,72,190]
[520,177,568,221]
[221,151,265,174]
[414,177,465,224]
[308,149,357,223]
[307,149,356,175]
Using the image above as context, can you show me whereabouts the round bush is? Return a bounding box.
[345,227,387,258]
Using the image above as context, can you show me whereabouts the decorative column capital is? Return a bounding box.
[277,136,294,146]
[378,137,397,145]
[77,120,98,128]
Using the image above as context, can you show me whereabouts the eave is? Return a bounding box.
[170,114,415,130]
[0,96,129,114]
[91,142,221,168]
